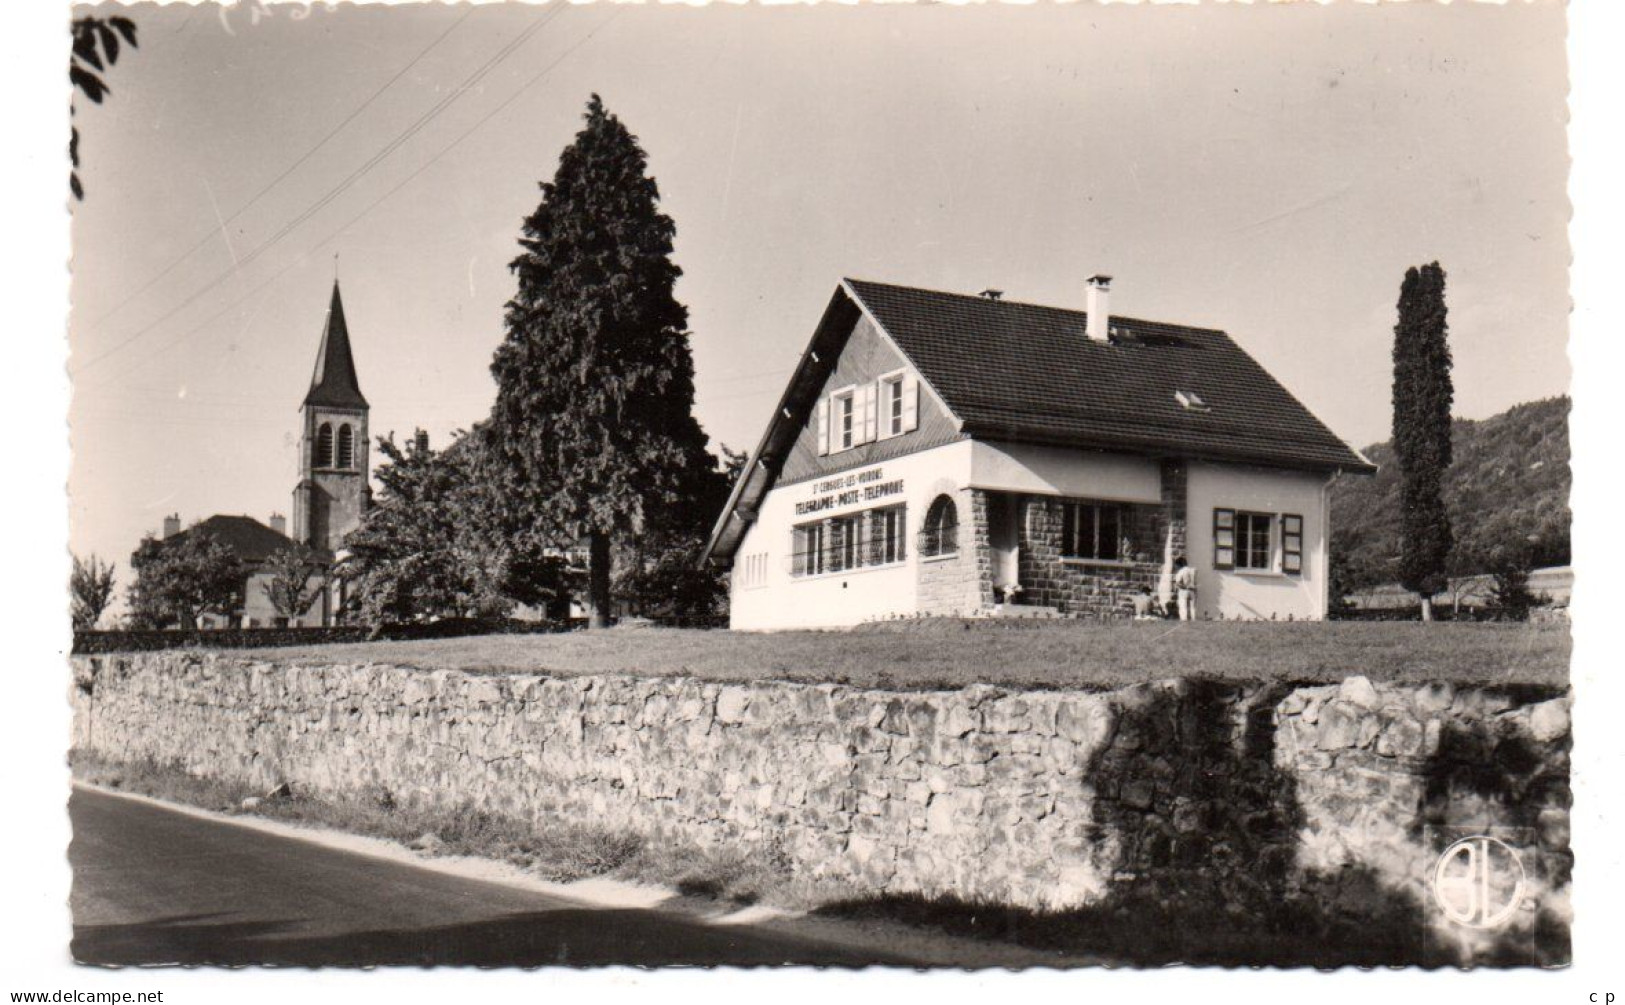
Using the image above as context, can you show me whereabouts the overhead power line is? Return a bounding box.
[82,8,474,333]
[74,7,622,385]
[73,8,562,377]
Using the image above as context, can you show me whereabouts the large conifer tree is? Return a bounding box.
[1391,261,1455,621]
[486,95,714,627]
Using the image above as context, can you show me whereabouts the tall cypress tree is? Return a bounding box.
[485,95,714,628]
[1391,261,1455,621]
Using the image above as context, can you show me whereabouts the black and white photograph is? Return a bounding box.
[8,0,1622,993]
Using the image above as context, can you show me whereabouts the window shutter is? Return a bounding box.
[1213,508,1236,570]
[816,397,830,455]
[862,382,879,443]
[901,373,920,432]
[1282,514,1304,576]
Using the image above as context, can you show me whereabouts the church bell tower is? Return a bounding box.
[292,282,371,552]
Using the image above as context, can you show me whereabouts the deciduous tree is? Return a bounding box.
[485,95,717,628]
[1391,261,1455,621]
[260,545,329,626]
[70,15,138,201]
[128,530,242,629]
[70,553,116,630]
[1488,544,1539,622]
[340,431,574,626]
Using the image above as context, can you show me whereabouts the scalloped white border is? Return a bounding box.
[10,1,1618,1001]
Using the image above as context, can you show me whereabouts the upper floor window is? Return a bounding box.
[315,423,334,468]
[834,389,857,451]
[881,374,906,437]
[1061,501,1127,562]
[337,424,354,469]
[921,495,959,558]
[816,371,920,455]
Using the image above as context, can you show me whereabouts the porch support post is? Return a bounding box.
[1156,459,1188,605]
[970,489,997,609]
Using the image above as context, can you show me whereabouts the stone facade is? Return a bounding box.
[1015,497,1161,616]
[70,654,1569,962]
[1154,458,1188,561]
[914,488,995,617]
[992,458,1188,618]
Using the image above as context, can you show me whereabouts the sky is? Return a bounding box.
[67,0,1570,582]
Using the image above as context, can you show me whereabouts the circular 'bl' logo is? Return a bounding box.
[1431,835,1527,929]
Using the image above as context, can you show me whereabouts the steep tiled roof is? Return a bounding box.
[845,279,1374,474]
[162,515,331,565]
[703,279,1374,565]
[304,281,368,410]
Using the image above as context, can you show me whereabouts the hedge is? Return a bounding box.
[73,617,585,655]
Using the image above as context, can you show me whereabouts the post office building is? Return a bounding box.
[703,276,1375,630]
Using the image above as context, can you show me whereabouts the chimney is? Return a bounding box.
[162,513,181,540]
[1086,274,1112,342]
[270,512,287,537]
[979,288,1004,301]
[413,428,430,456]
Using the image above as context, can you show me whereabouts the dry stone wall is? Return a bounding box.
[70,653,1569,962]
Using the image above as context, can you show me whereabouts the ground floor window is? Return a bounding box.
[920,495,959,557]
[1060,501,1128,561]
[1213,509,1303,574]
[736,552,769,589]
[829,515,859,572]
[794,522,827,577]
[871,505,907,565]
[793,503,909,577]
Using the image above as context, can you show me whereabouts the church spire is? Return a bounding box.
[303,281,368,410]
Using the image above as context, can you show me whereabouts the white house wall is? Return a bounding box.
[1185,461,1332,621]
[969,441,1161,503]
[730,441,975,630]
[242,570,330,627]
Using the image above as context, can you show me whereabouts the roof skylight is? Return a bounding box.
[1175,390,1211,412]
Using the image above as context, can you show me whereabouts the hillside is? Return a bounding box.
[1330,396,1571,585]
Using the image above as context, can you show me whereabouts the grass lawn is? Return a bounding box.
[233,618,1570,691]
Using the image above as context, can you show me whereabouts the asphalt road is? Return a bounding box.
[68,787,920,968]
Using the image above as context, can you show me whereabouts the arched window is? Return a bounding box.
[315,423,334,469]
[337,424,354,469]
[921,495,959,558]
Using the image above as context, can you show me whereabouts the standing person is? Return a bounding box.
[1174,556,1198,621]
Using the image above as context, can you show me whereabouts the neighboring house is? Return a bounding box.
[133,514,332,628]
[129,282,372,628]
[704,276,1376,630]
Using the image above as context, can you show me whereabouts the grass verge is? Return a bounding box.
[69,751,793,903]
[227,619,1571,691]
